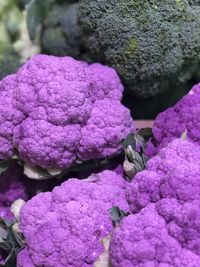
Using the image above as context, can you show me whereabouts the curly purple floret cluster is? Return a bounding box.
[146,83,200,156]
[110,139,200,266]
[17,170,129,267]
[110,204,200,267]
[0,55,134,169]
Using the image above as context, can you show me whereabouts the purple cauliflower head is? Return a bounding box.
[146,83,200,157]
[17,170,129,267]
[110,204,200,267]
[116,138,200,266]
[0,54,134,170]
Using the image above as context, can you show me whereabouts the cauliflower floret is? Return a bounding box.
[17,170,129,267]
[147,83,200,156]
[0,54,134,170]
[111,139,200,266]
[110,204,200,267]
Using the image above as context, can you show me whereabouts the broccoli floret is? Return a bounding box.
[78,0,200,98]
[0,42,20,79]
[41,2,81,57]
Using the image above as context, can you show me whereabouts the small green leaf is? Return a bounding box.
[109,206,129,227]
[0,218,25,267]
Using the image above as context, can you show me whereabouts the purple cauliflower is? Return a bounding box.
[110,204,200,267]
[0,54,134,170]
[147,83,200,156]
[17,170,129,267]
[0,164,28,220]
[110,138,200,266]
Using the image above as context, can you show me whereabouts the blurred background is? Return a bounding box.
[1,0,199,119]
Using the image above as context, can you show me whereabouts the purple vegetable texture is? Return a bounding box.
[110,138,200,266]
[110,204,200,267]
[0,54,134,170]
[17,170,129,267]
[146,82,200,156]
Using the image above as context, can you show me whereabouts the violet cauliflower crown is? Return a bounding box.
[147,82,200,156]
[17,170,129,267]
[0,54,134,170]
[113,138,200,266]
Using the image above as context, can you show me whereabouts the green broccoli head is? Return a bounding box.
[78,0,200,98]
[0,42,21,79]
[41,2,81,57]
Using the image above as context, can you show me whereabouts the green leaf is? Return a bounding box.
[0,160,14,175]
[109,206,129,227]
[122,133,136,150]
[26,0,55,40]
[0,218,25,267]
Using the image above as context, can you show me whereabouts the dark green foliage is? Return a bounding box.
[17,0,30,8]
[78,0,200,98]
[41,2,82,57]
[26,0,55,40]
[109,207,129,227]
[188,0,200,5]
[24,0,86,58]
[0,43,20,80]
[0,218,24,267]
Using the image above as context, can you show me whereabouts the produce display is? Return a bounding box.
[23,0,200,118]
[1,1,200,267]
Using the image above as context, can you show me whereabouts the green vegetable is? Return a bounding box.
[78,0,200,98]
[0,42,20,80]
